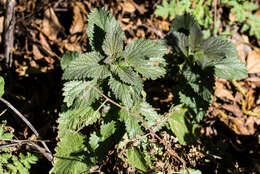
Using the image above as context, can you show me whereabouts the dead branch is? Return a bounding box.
[0,97,53,161]
[3,0,16,68]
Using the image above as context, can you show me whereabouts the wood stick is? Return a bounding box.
[0,97,53,161]
[4,0,16,68]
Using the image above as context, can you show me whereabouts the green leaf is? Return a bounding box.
[178,91,205,122]
[169,31,189,57]
[62,52,110,80]
[168,105,189,145]
[113,65,142,86]
[182,65,214,103]
[108,77,142,108]
[247,14,260,39]
[102,18,124,57]
[138,102,165,131]
[171,14,202,36]
[124,39,167,79]
[168,105,198,145]
[58,107,100,137]
[89,132,100,150]
[62,80,101,107]
[60,51,80,71]
[0,126,13,140]
[197,37,238,68]
[87,8,124,53]
[126,147,148,172]
[214,56,248,80]
[0,76,5,97]
[170,13,204,50]
[86,8,111,50]
[50,133,91,174]
[100,121,116,141]
[243,2,259,11]
[119,109,143,139]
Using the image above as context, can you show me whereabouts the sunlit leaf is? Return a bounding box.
[126,147,148,172]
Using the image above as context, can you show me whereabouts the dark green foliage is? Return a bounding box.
[165,14,248,144]
[52,8,248,173]
[0,122,38,174]
[52,8,167,173]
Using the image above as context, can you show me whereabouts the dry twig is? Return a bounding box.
[0,97,53,161]
[3,0,16,68]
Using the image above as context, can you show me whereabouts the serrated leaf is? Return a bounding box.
[86,8,111,50]
[87,8,124,53]
[170,13,202,38]
[50,133,91,174]
[170,13,203,49]
[63,81,85,107]
[168,31,189,57]
[60,51,80,71]
[102,19,124,57]
[126,147,148,172]
[124,39,167,79]
[108,77,142,108]
[182,65,214,103]
[125,39,167,65]
[100,121,116,141]
[62,80,101,107]
[178,91,206,122]
[138,102,165,131]
[197,37,238,68]
[119,109,143,139]
[0,76,4,98]
[214,56,248,80]
[58,107,100,138]
[247,14,260,39]
[89,132,100,150]
[113,65,142,86]
[62,52,110,80]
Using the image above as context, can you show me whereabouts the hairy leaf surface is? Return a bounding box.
[197,37,237,68]
[102,19,124,57]
[113,65,142,86]
[168,105,189,145]
[62,80,100,107]
[124,39,167,79]
[170,14,203,48]
[119,109,143,139]
[62,52,110,80]
[60,51,80,71]
[89,132,100,150]
[58,107,100,137]
[100,121,116,141]
[138,102,165,132]
[108,77,142,108]
[214,57,248,80]
[50,133,90,174]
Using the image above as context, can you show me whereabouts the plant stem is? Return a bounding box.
[89,85,190,174]
[0,97,53,161]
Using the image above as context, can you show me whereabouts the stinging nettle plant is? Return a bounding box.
[51,9,248,173]
[51,8,167,173]
[166,14,248,145]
